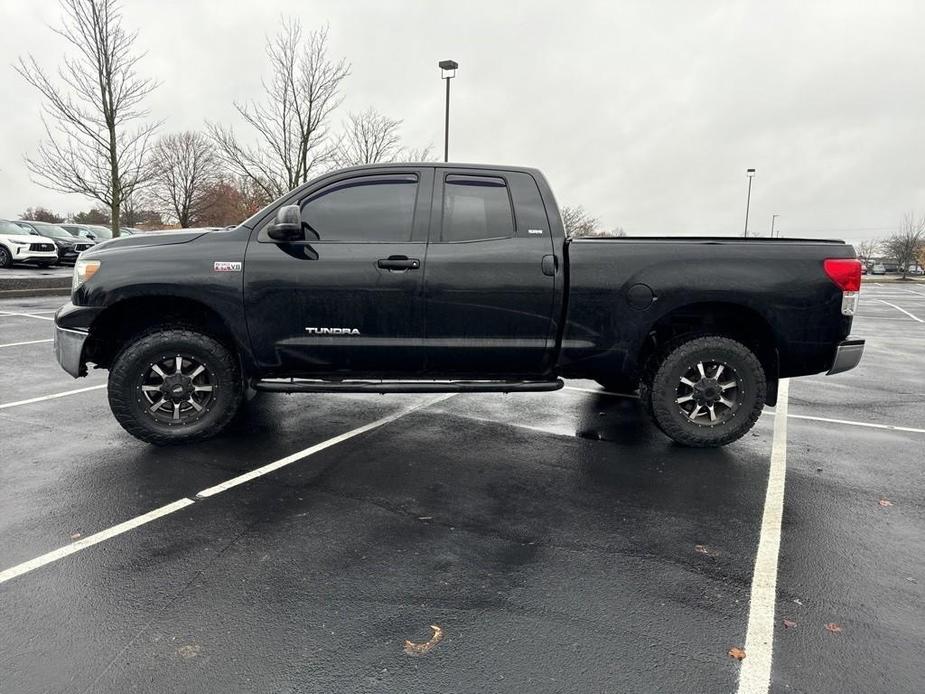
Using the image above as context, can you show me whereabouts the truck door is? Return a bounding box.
[244,168,432,376]
[422,169,558,376]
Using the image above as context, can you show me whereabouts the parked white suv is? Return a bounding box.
[0,219,59,268]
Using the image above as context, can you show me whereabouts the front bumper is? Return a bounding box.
[826,338,864,375]
[54,324,89,378]
[11,246,58,262]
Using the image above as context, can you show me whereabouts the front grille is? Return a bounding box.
[29,243,55,252]
[75,244,90,251]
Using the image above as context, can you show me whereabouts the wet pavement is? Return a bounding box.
[0,286,923,693]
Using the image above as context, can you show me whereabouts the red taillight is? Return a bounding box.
[823,258,862,292]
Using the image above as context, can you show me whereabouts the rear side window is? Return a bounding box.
[301,175,418,243]
[441,175,514,242]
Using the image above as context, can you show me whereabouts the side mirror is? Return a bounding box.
[267,205,304,242]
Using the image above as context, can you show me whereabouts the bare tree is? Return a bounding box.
[20,207,65,223]
[334,108,402,166]
[855,239,880,270]
[884,213,925,279]
[207,21,350,200]
[401,145,437,162]
[147,131,220,227]
[72,206,110,224]
[332,108,434,166]
[561,205,600,237]
[15,0,159,237]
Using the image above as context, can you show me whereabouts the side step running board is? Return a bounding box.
[252,378,565,394]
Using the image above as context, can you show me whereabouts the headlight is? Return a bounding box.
[72,259,101,292]
[9,239,30,246]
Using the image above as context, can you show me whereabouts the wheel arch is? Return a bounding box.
[85,295,245,372]
[636,301,780,405]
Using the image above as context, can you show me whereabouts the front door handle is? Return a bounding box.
[377,255,421,271]
[541,254,558,276]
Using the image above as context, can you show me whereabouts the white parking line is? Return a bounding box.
[0,310,55,321]
[737,378,790,693]
[861,293,925,299]
[877,300,924,322]
[197,393,454,497]
[0,394,453,584]
[0,338,53,349]
[781,412,925,435]
[0,499,195,585]
[563,386,925,435]
[0,384,106,410]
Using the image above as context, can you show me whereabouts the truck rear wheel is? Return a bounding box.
[108,329,244,445]
[645,336,765,447]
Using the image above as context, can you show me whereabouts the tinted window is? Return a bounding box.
[441,175,514,242]
[300,176,417,243]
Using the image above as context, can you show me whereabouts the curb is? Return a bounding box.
[0,276,71,298]
[0,287,71,298]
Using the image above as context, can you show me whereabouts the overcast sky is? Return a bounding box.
[1,0,923,243]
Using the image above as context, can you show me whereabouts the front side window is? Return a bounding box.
[300,176,418,243]
[441,175,514,242]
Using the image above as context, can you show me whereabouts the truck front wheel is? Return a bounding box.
[643,336,765,447]
[108,329,244,445]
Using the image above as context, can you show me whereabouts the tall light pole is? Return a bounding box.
[770,213,780,238]
[743,168,756,237]
[438,60,458,162]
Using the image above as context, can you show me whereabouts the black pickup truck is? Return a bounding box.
[54,163,864,447]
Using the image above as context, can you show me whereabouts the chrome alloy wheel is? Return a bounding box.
[674,361,741,426]
[138,354,215,425]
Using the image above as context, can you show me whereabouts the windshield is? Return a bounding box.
[28,223,75,240]
[0,219,28,235]
[87,226,113,240]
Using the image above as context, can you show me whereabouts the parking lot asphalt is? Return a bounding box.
[0,287,923,693]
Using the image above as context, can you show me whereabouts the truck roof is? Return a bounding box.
[333,161,543,176]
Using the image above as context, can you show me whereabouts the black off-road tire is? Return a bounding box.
[647,336,765,447]
[108,329,244,445]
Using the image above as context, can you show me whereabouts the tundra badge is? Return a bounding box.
[305,327,361,335]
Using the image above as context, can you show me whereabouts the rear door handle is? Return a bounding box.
[377,255,421,271]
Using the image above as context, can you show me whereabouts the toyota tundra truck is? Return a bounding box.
[53,163,864,447]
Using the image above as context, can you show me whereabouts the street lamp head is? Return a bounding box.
[746,168,756,177]
[439,59,458,78]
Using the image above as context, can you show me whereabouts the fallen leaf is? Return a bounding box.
[783,618,797,629]
[695,544,717,557]
[879,498,893,507]
[728,646,746,661]
[70,532,81,540]
[403,625,444,657]
[177,644,201,659]
[825,623,842,634]
[793,598,804,606]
